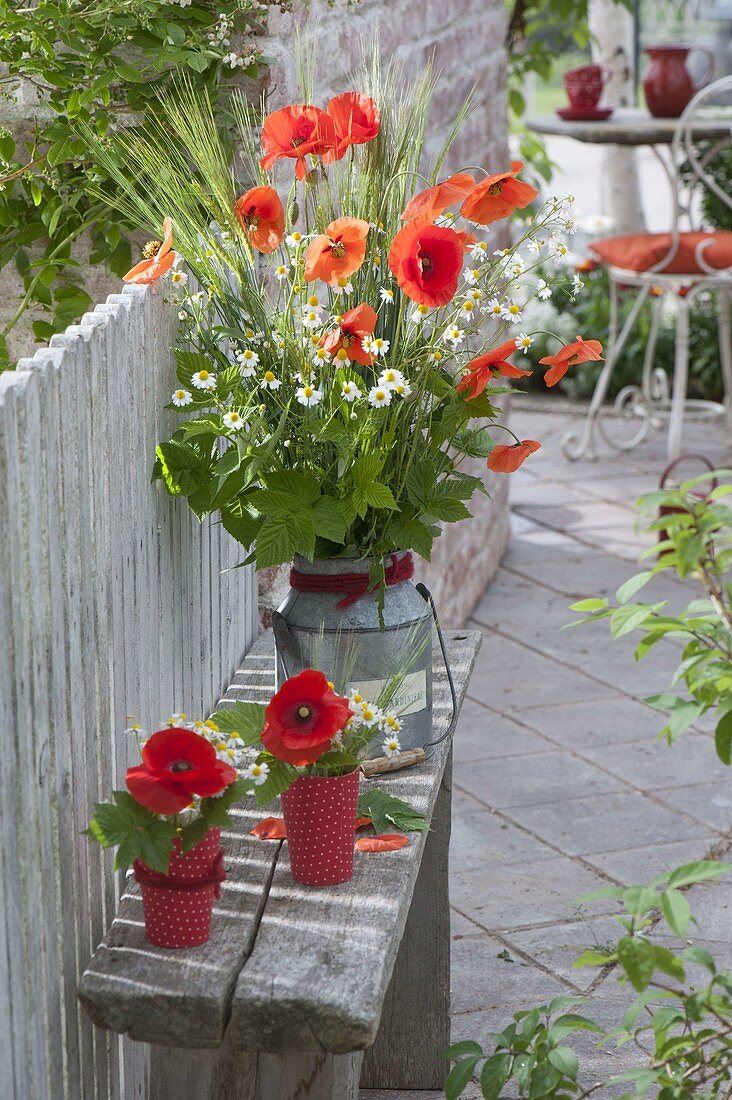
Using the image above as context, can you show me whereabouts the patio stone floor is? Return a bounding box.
[362,398,732,1099]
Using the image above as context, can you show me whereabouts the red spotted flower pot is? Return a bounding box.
[281,772,360,886]
[134,827,226,948]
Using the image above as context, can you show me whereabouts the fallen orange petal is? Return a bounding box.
[355,833,409,852]
[250,816,287,839]
[355,816,372,830]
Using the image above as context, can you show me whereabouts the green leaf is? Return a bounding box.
[311,496,347,544]
[254,760,299,807]
[362,482,398,511]
[357,789,429,834]
[113,57,144,82]
[666,860,730,888]
[660,887,691,936]
[569,598,608,612]
[617,935,655,991]
[179,817,209,854]
[651,943,685,982]
[615,571,653,604]
[548,1046,579,1080]
[443,1040,483,1059]
[202,779,247,826]
[572,948,615,969]
[445,1056,480,1100]
[715,711,732,764]
[610,604,653,639]
[548,1013,603,1041]
[682,945,716,972]
[208,701,266,742]
[220,503,260,550]
[480,1052,512,1099]
[254,514,300,569]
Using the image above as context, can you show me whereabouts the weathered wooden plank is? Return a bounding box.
[256,1051,364,1100]
[228,630,480,1055]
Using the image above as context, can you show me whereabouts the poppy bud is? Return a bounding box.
[289,200,299,222]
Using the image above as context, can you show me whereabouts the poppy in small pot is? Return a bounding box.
[261,669,353,766]
[126,727,238,814]
[135,827,226,948]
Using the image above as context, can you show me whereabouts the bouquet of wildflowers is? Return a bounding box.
[85,55,600,583]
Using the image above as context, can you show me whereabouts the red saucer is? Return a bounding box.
[556,106,614,121]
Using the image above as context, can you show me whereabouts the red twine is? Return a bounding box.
[133,849,227,899]
[289,552,414,609]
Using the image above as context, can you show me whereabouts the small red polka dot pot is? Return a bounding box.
[135,827,225,948]
[281,772,360,887]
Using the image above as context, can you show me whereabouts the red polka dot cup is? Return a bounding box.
[281,772,360,886]
[563,64,612,110]
[135,827,225,948]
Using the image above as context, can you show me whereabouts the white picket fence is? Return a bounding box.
[0,284,258,1099]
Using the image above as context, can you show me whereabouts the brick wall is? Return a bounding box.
[258,0,511,629]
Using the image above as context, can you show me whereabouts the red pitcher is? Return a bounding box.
[643,45,714,118]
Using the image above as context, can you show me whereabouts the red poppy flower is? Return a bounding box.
[321,302,378,366]
[234,186,285,254]
[460,162,538,226]
[487,439,542,473]
[126,727,237,815]
[304,217,370,286]
[539,336,603,387]
[456,339,532,399]
[260,104,337,181]
[388,219,464,307]
[124,217,177,284]
[401,172,476,223]
[323,92,380,163]
[262,669,353,766]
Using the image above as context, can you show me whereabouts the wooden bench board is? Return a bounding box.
[78,629,481,1055]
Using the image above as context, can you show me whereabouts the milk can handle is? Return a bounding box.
[659,452,717,494]
[416,582,459,755]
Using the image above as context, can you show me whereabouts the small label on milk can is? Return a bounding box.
[347,670,428,716]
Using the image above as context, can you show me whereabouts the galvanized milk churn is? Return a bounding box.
[272,551,433,752]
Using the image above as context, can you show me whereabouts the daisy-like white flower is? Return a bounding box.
[306,293,321,310]
[507,255,525,277]
[460,299,478,320]
[237,348,260,376]
[394,379,412,397]
[469,240,489,261]
[200,247,216,260]
[411,304,430,324]
[359,702,382,727]
[382,735,401,757]
[124,723,148,738]
[430,348,446,364]
[468,287,484,303]
[486,297,503,318]
[223,410,246,431]
[361,335,375,356]
[536,279,552,300]
[170,269,188,287]
[368,386,392,408]
[243,326,262,343]
[312,346,332,366]
[341,380,362,402]
[166,712,187,726]
[171,388,192,407]
[245,761,270,786]
[550,238,570,261]
[572,272,584,295]
[219,230,231,242]
[348,689,364,706]
[500,301,522,325]
[443,325,465,347]
[286,230,304,248]
[434,211,456,227]
[378,367,405,390]
[383,714,401,734]
[302,308,322,330]
[371,337,390,357]
[332,276,354,295]
[527,237,543,256]
[274,264,288,281]
[380,287,395,305]
[261,370,281,390]
[332,347,352,367]
[515,333,533,354]
[192,369,217,391]
[177,309,188,321]
[296,384,322,407]
[463,267,480,286]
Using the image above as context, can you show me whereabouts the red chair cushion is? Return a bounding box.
[590,231,732,275]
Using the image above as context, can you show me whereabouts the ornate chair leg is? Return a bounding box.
[717,288,732,434]
[667,295,690,461]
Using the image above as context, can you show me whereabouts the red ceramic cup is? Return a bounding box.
[564,64,610,110]
[281,772,360,887]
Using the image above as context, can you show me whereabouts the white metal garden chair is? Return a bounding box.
[561,74,732,462]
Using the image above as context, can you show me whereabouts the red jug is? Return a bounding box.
[643,45,714,118]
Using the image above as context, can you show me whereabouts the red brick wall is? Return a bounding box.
[258,0,510,629]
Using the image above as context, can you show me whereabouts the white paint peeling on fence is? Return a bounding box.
[0,283,258,1099]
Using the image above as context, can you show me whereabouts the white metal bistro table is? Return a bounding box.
[527,106,732,147]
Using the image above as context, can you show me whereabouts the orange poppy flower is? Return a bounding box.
[234,186,285,254]
[460,161,538,226]
[539,336,603,388]
[488,439,542,473]
[321,302,377,366]
[355,834,409,852]
[260,104,337,181]
[304,217,369,285]
[455,228,477,252]
[123,217,176,284]
[401,172,476,223]
[323,92,380,163]
[388,219,464,307]
[456,339,532,399]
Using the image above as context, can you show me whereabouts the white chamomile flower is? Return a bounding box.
[171,388,192,407]
[302,308,322,330]
[341,380,362,402]
[371,337,389,357]
[348,689,364,706]
[306,293,321,309]
[384,714,401,734]
[368,386,392,408]
[515,333,533,354]
[245,761,269,786]
[168,712,187,725]
[332,276,353,294]
[536,279,552,301]
[219,230,230,242]
[380,287,395,305]
[500,302,522,325]
[261,370,281,390]
[443,325,465,347]
[394,379,412,397]
[382,735,401,757]
[460,299,478,320]
[571,273,584,295]
[468,287,484,303]
[430,348,446,364]
[237,348,259,376]
[243,327,262,343]
[486,297,503,318]
[312,346,332,366]
[434,211,456,226]
[551,239,570,261]
[527,237,543,256]
[493,246,510,258]
[223,410,246,431]
[177,309,188,321]
[192,369,216,391]
[332,347,351,366]
[361,335,375,355]
[286,231,304,248]
[469,240,489,260]
[464,267,480,286]
[296,384,322,407]
[378,367,404,390]
[170,269,188,287]
[359,702,381,727]
[274,264,288,281]
[411,303,430,324]
[507,254,525,277]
